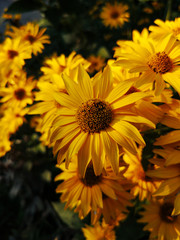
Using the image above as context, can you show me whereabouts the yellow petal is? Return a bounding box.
[154,130,180,145]
[172,193,180,216]
[111,92,150,109]
[99,183,117,200]
[154,177,180,196]
[100,131,119,174]
[161,116,180,129]
[81,187,91,217]
[54,91,78,108]
[107,127,137,155]
[91,185,103,209]
[97,65,113,99]
[78,135,92,177]
[91,133,104,176]
[50,122,79,142]
[66,132,88,168]
[61,72,84,104]
[77,64,93,100]
[106,79,134,104]
[111,120,145,146]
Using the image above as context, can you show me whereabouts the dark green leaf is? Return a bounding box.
[52,202,83,229]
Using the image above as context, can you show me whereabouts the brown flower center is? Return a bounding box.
[14,88,26,100]
[76,99,113,133]
[111,11,119,19]
[159,202,177,223]
[81,164,102,186]
[147,52,173,74]
[8,50,18,59]
[24,34,36,44]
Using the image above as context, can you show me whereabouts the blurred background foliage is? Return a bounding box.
[0,0,180,240]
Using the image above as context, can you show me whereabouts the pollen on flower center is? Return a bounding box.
[159,202,177,223]
[81,164,102,186]
[76,99,113,133]
[14,88,26,100]
[111,11,119,19]
[8,50,18,59]
[24,34,36,44]
[147,52,173,74]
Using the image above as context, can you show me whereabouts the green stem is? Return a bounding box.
[166,0,173,20]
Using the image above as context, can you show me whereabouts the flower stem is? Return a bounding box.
[166,0,173,20]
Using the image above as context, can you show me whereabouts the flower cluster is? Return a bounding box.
[28,17,180,239]
[0,21,50,157]
[1,9,180,240]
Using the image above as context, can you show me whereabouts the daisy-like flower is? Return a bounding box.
[87,55,105,74]
[55,157,132,222]
[82,220,116,240]
[6,22,50,56]
[123,147,161,201]
[138,198,180,240]
[0,71,36,108]
[149,18,180,41]
[100,2,130,29]
[114,35,180,95]
[51,65,154,176]
[40,51,90,89]
[0,107,28,136]
[0,37,31,71]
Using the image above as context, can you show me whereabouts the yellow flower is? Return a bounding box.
[55,157,131,222]
[0,71,36,108]
[6,22,50,55]
[138,198,180,240]
[100,2,129,29]
[0,107,28,136]
[82,220,116,240]
[114,35,180,95]
[123,147,161,201]
[147,144,180,216]
[149,18,180,41]
[40,51,90,89]
[87,55,105,74]
[50,65,154,176]
[0,37,31,71]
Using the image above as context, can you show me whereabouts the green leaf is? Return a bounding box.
[7,0,43,14]
[51,202,83,229]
